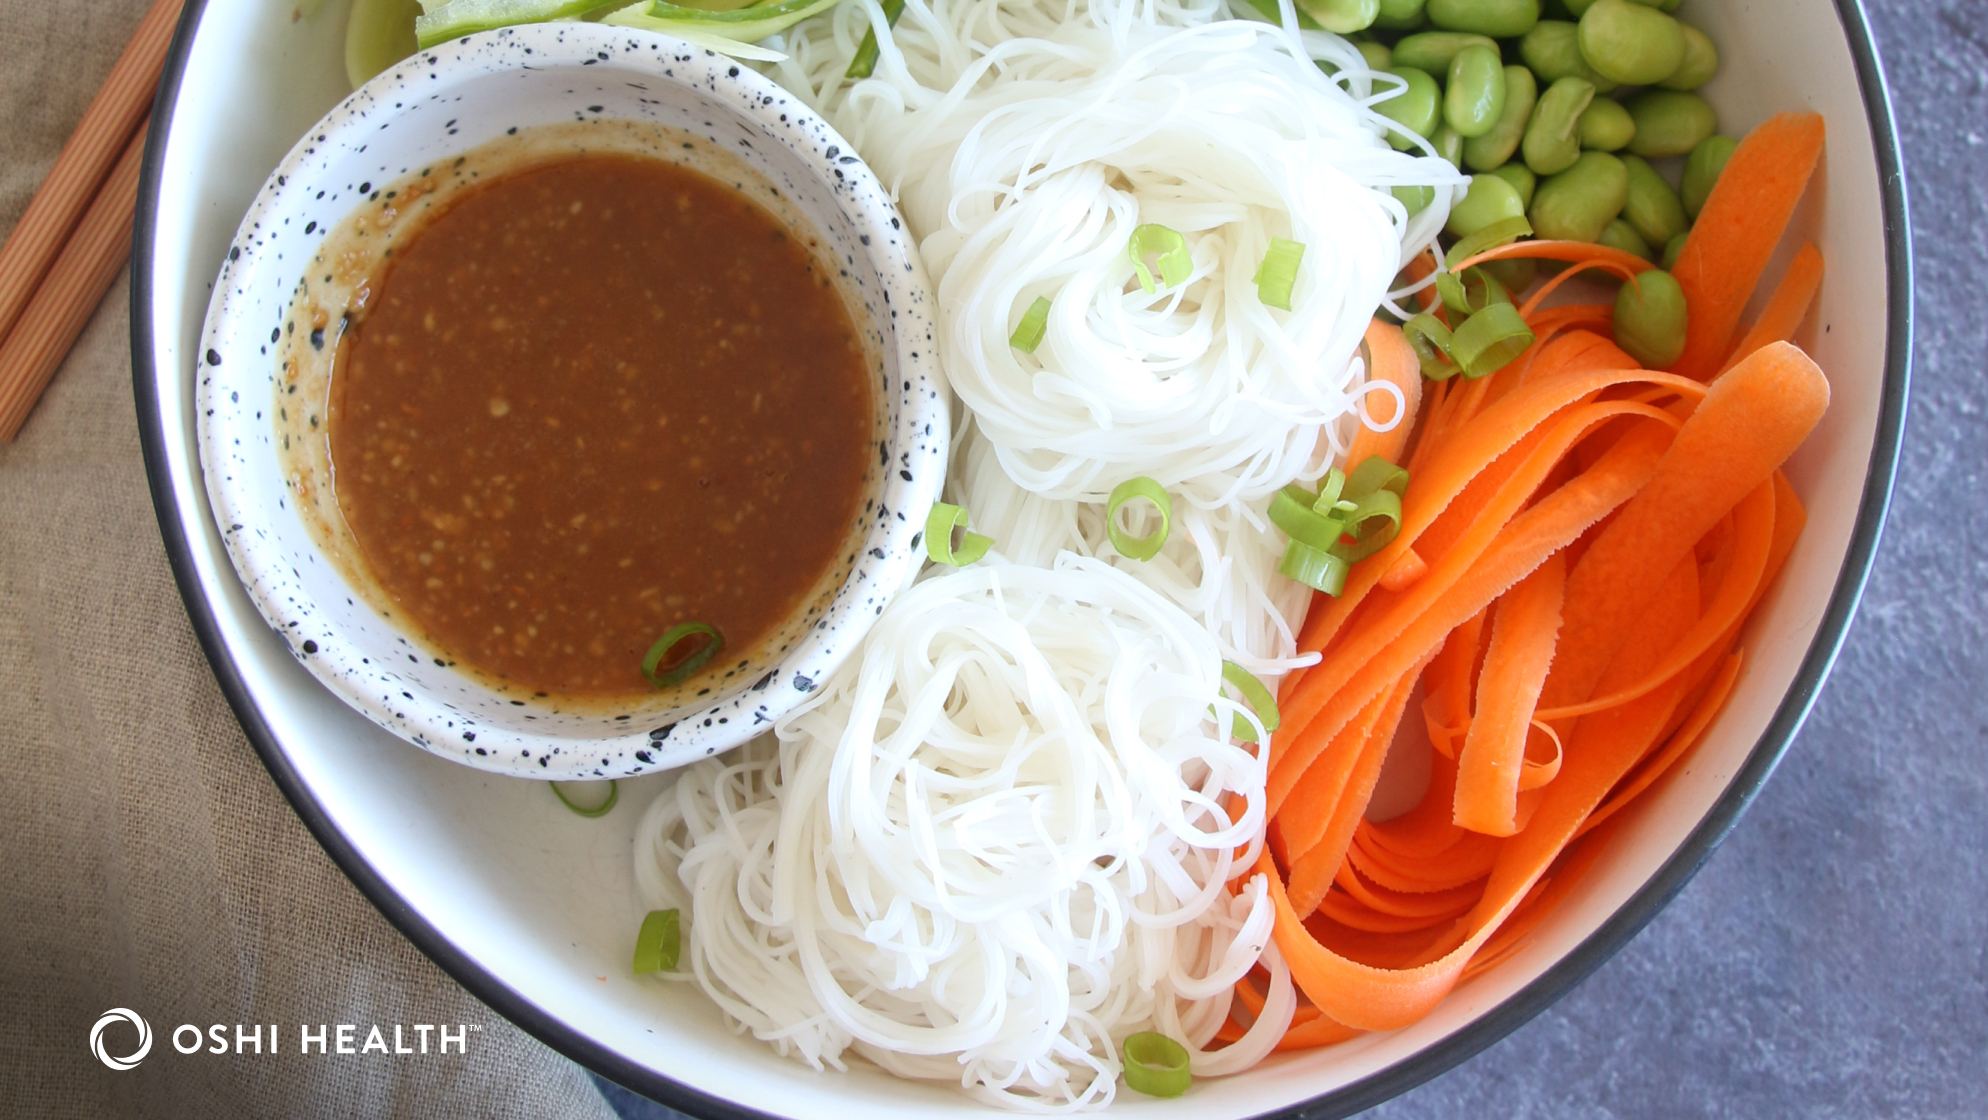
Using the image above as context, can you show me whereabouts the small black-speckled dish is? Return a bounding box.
[133,0,1908,1114]
[192,23,948,782]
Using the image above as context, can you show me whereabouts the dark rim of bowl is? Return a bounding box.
[130,3,1911,1116]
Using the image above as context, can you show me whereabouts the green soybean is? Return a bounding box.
[1393,31,1498,75]
[1376,66,1444,149]
[1597,218,1654,260]
[1374,0,1429,29]
[1561,0,1599,14]
[1444,45,1507,138]
[1447,173,1529,237]
[1577,97,1636,151]
[1520,21,1618,93]
[1681,133,1737,217]
[1624,90,1716,157]
[1661,231,1688,269]
[1577,0,1685,86]
[1463,65,1537,171]
[1529,150,1628,242]
[1426,0,1539,37]
[1357,40,1394,70]
[1613,267,1688,367]
[1658,23,1718,90]
[1393,183,1437,215]
[1523,76,1595,176]
[1298,0,1381,33]
[1432,124,1465,165]
[1481,256,1539,292]
[1487,161,1537,209]
[1619,154,1689,248]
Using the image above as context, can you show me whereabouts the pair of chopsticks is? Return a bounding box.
[0,0,183,442]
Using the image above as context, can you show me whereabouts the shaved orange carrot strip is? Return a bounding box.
[1380,546,1430,591]
[1455,552,1567,836]
[1348,320,1424,468]
[1576,650,1744,841]
[1670,113,1827,379]
[1450,239,1655,276]
[1517,260,1643,320]
[1715,243,1825,378]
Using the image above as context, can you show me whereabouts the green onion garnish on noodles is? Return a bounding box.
[1121,1031,1192,1098]
[551,780,619,819]
[1106,477,1172,561]
[1253,237,1305,310]
[925,502,993,565]
[844,0,907,80]
[1344,455,1410,501]
[1436,267,1512,319]
[1009,296,1052,353]
[1278,539,1352,596]
[1444,215,1533,269]
[1332,488,1403,563]
[631,909,681,974]
[1269,483,1346,551]
[1402,312,1460,380]
[642,622,723,689]
[1219,660,1281,742]
[1127,225,1192,294]
[1273,456,1410,593]
[1450,302,1536,379]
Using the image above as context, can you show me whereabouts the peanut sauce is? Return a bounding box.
[325,154,872,699]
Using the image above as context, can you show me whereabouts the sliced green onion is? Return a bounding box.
[1269,485,1345,551]
[1436,267,1512,319]
[1402,312,1460,380]
[642,621,722,689]
[551,779,618,819]
[1127,224,1192,295]
[925,502,992,566]
[1279,538,1351,596]
[1444,215,1533,270]
[1313,465,1347,512]
[843,0,906,80]
[1220,660,1281,742]
[1121,1031,1192,1098]
[1106,477,1172,561]
[1450,302,1536,379]
[1333,488,1403,563]
[1253,237,1305,311]
[1009,295,1051,353]
[1343,456,1410,501]
[415,0,617,48]
[632,908,681,974]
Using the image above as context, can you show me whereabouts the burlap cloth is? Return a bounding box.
[0,1,621,1115]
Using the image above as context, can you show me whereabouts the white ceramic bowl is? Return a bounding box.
[191,25,947,780]
[133,0,1908,1114]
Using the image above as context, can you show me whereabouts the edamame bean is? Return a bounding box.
[1375,0,1428,30]
[1562,0,1599,15]
[1432,124,1465,165]
[1357,40,1394,70]
[1529,150,1628,242]
[1624,90,1715,157]
[1613,267,1688,367]
[1447,173,1529,238]
[1393,184,1437,215]
[1298,0,1380,34]
[1620,154,1689,248]
[1522,76,1595,176]
[1681,133,1737,216]
[1661,231,1688,269]
[1577,97,1636,151]
[1598,218,1653,260]
[1376,66,1443,149]
[1487,161,1537,209]
[1577,0,1685,86]
[1520,20,1618,93]
[1463,65,1536,170]
[1444,45,1508,138]
[1393,31,1498,74]
[1481,256,1538,292]
[1658,23,1718,90]
[1427,0,1539,38]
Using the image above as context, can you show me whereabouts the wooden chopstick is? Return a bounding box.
[0,123,149,442]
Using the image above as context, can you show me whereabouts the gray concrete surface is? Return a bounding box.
[598,1,1988,1114]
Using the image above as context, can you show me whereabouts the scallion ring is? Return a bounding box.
[631,908,681,974]
[1451,302,1536,379]
[1106,477,1172,561]
[1343,455,1410,501]
[1279,538,1352,596]
[1269,485,1345,551]
[1444,215,1533,269]
[1009,295,1051,353]
[1220,660,1281,742]
[842,0,905,80]
[1313,465,1347,511]
[1436,267,1512,318]
[1253,236,1305,310]
[1402,312,1460,380]
[1333,488,1404,563]
[1121,1031,1192,1098]
[925,502,993,566]
[1127,224,1192,294]
[642,621,722,689]
[551,779,618,819]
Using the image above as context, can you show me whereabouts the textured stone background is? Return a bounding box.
[598,0,1988,1115]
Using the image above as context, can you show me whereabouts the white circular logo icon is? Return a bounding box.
[89,1009,152,1071]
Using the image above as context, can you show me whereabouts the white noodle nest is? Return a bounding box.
[634,558,1296,1111]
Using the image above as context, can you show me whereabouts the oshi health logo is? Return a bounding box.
[90,1009,154,1071]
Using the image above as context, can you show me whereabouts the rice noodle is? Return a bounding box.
[634,558,1282,1110]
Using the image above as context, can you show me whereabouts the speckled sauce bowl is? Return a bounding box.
[195,23,946,781]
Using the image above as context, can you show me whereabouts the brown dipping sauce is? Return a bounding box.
[324,154,872,699]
